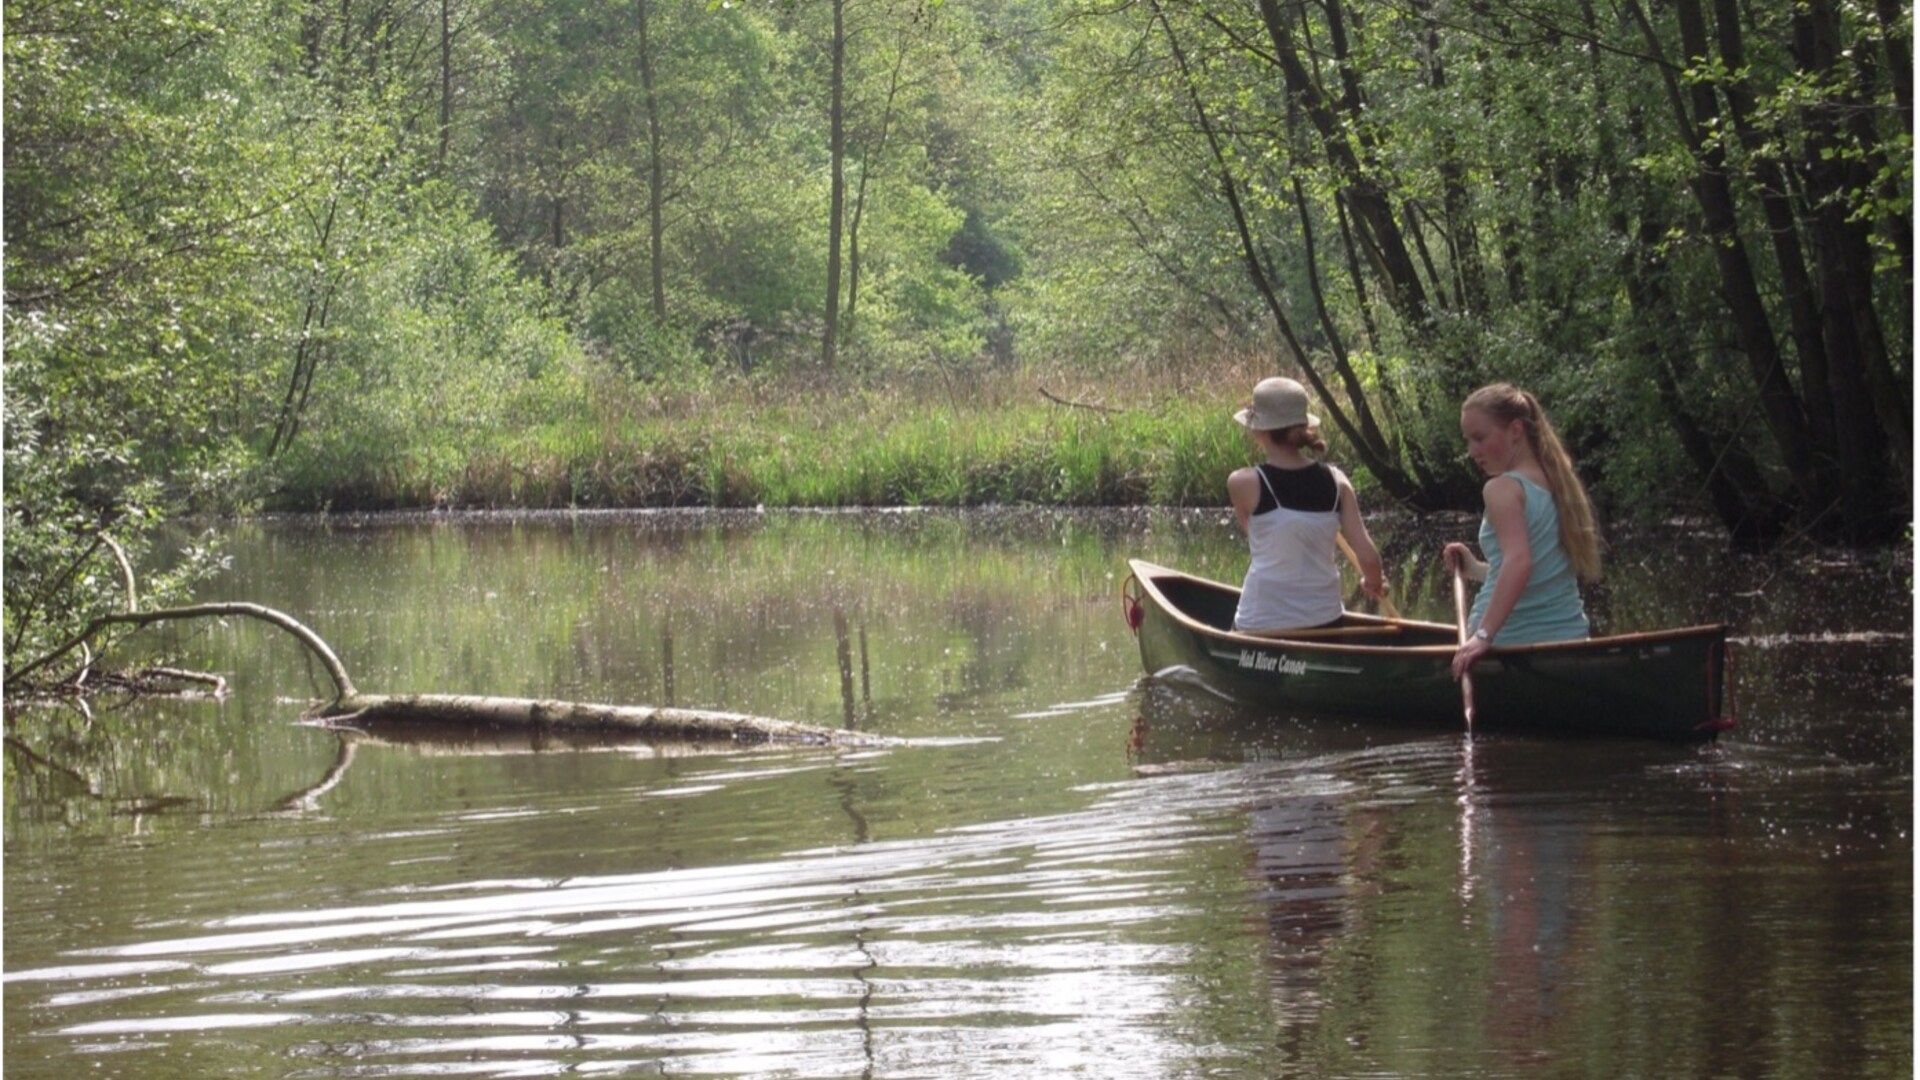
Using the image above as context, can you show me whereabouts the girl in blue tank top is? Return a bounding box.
[1442,384,1602,681]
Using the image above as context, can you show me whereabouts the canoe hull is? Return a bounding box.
[1124,560,1732,742]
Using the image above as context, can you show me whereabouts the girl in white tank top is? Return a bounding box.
[1227,378,1389,632]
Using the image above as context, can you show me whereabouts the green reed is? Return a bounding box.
[269,366,1301,511]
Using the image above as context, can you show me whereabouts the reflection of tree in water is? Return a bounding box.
[932,595,1038,710]
[4,697,200,822]
[830,763,878,1080]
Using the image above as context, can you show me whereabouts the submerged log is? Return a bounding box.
[322,693,883,745]
[11,601,885,747]
[319,718,798,757]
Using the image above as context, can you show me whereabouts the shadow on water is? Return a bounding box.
[1125,669,1461,771]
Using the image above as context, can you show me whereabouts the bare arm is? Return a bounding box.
[1452,476,1530,678]
[1226,467,1260,536]
[1334,470,1385,599]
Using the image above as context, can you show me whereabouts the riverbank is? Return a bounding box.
[268,361,1305,512]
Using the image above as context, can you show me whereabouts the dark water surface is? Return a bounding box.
[4,510,1910,1078]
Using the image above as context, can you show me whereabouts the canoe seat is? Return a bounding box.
[1241,624,1406,641]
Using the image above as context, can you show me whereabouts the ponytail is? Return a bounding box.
[1259,425,1329,455]
[1286,424,1329,455]
[1463,384,1602,581]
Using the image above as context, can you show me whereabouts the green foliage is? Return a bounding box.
[3,0,297,674]
[4,0,1911,692]
[843,182,991,371]
[271,193,590,507]
[264,366,1258,511]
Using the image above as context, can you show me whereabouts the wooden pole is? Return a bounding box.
[1336,533,1402,619]
[1452,567,1476,729]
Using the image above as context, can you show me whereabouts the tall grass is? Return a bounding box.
[270,359,1375,511]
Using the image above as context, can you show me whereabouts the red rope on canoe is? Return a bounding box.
[1121,575,1144,633]
[1695,639,1739,733]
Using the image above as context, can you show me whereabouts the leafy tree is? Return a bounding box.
[5,0,304,673]
[1021,0,1909,538]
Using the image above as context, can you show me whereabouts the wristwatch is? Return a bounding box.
[1472,628,1491,642]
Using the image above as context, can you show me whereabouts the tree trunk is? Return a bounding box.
[326,692,878,744]
[1581,1,1782,542]
[822,0,847,371]
[1411,0,1487,316]
[439,0,452,171]
[1711,0,1840,487]
[847,26,909,322]
[1621,207,1780,542]
[1149,0,1430,507]
[637,0,667,321]
[1632,0,1822,506]
[1791,0,1909,532]
[269,197,341,459]
[1290,179,1445,496]
[1253,0,1431,332]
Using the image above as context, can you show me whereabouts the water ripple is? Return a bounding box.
[13,776,1258,1079]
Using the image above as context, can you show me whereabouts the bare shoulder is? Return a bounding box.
[1482,474,1526,513]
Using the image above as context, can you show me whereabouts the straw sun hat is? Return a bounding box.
[1233,377,1319,432]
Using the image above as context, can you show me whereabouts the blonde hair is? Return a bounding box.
[1463,383,1602,582]
[1262,424,1328,455]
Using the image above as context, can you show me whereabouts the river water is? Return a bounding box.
[3,510,1910,1078]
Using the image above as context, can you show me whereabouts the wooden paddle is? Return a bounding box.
[1335,533,1403,620]
[1451,565,1476,729]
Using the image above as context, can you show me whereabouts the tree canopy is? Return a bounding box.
[4,0,1909,679]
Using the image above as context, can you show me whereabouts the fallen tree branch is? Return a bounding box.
[9,602,356,700]
[1038,385,1124,414]
[315,693,881,745]
[100,532,138,612]
[9,601,881,746]
[88,666,230,698]
[137,666,229,695]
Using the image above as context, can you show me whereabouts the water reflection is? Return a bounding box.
[3,511,1910,1080]
[1128,674,1911,1080]
[1245,773,1362,1058]
[6,746,1246,1077]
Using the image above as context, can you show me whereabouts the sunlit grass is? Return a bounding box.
[270,358,1371,511]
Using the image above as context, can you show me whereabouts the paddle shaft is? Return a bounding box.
[1335,533,1402,620]
[1452,566,1476,729]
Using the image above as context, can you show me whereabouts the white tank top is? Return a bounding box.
[1233,466,1344,631]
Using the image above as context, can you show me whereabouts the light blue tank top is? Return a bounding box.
[1468,473,1589,645]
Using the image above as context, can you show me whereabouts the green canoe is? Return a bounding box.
[1122,560,1736,741]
